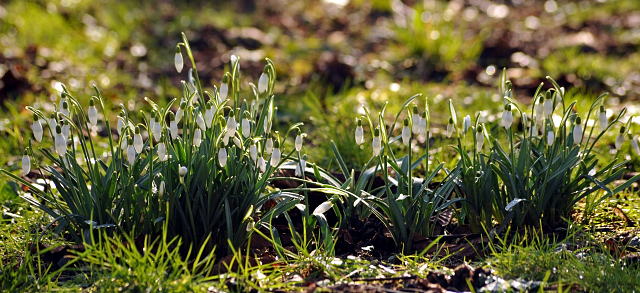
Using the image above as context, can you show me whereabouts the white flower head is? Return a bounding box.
[270,140,281,166]
[265,136,273,155]
[88,98,98,126]
[547,130,555,146]
[543,92,553,117]
[169,112,178,140]
[196,112,206,132]
[193,128,202,147]
[462,115,471,135]
[258,66,269,94]
[630,135,640,156]
[599,105,608,133]
[250,142,258,162]
[32,113,43,143]
[218,142,227,167]
[573,116,583,145]
[117,115,125,136]
[204,102,214,128]
[242,112,251,138]
[175,101,186,124]
[615,126,626,150]
[179,165,188,177]
[446,117,454,138]
[257,156,266,173]
[158,141,167,162]
[61,100,70,118]
[502,104,513,130]
[174,46,184,73]
[226,110,237,137]
[49,113,58,131]
[372,128,382,156]
[219,75,229,103]
[159,180,165,198]
[21,151,30,176]
[355,118,364,145]
[134,127,143,153]
[402,118,411,146]
[313,201,333,216]
[476,125,484,152]
[127,139,136,165]
[295,130,303,152]
[54,125,67,155]
[418,111,428,137]
[411,105,420,134]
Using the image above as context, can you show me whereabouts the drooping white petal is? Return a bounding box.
[250,144,258,162]
[543,99,553,117]
[62,124,70,139]
[21,155,30,176]
[158,142,167,161]
[233,136,242,148]
[258,72,269,93]
[127,145,136,165]
[372,136,382,156]
[242,118,250,138]
[355,126,364,145]
[219,83,228,103]
[197,113,206,132]
[134,133,143,153]
[193,129,202,147]
[205,109,214,128]
[159,181,165,198]
[258,157,266,173]
[179,166,188,177]
[313,201,333,216]
[226,116,237,137]
[265,138,273,155]
[88,106,98,126]
[573,125,583,144]
[402,126,410,146]
[295,134,303,151]
[153,122,162,139]
[503,111,513,130]
[175,52,184,73]
[631,137,640,156]
[446,123,454,138]
[32,120,43,142]
[55,133,67,155]
[462,115,471,134]
[170,120,178,140]
[476,131,484,152]
[412,113,420,134]
[615,134,625,150]
[599,111,608,132]
[218,147,227,167]
[418,117,427,137]
[175,108,184,124]
[547,130,555,145]
[271,148,281,166]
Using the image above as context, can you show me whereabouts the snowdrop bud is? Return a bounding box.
[196,112,206,132]
[411,105,420,134]
[547,130,555,145]
[446,118,454,138]
[134,127,143,153]
[476,126,484,152]
[158,142,167,161]
[32,114,43,142]
[543,92,553,117]
[188,68,196,91]
[169,112,178,140]
[88,98,98,126]
[230,55,238,65]
[175,102,186,124]
[295,130,303,151]
[296,154,307,177]
[233,135,242,148]
[153,114,162,139]
[313,201,333,216]
[630,135,640,156]
[227,110,237,137]
[149,112,156,135]
[462,115,471,135]
[117,115,124,136]
[61,120,70,139]
[402,118,411,146]
[265,136,273,155]
[175,46,183,73]
[219,75,229,103]
[355,118,364,145]
[218,142,227,167]
[246,220,255,232]
[222,132,230,145]
[599,106,607,133]
[257,156,266,173]
[615,126,626,150]
[270,140,281,166]
[49,113,57,130]
[61,101,70,118]
[55,126,66,155]
[502,104,513,130]
[258,67,269,93]
[21,150,30,176]
[179,165,188,177]
[250,142,258,162]
[193,129,202,147]
[159,181,165,198]
[127,137,136,165]
[204,102,214,128]
[419,111,427,137]
[573,116,583,145]
[372,128,382,156]
[242,112,250,138]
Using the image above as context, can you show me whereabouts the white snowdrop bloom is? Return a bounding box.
[313,201,333,216]
[233,135,242,148]
[462,115,471,135]
[188,68,196,92]
[599,106,608,133]
[372,128,382,156]
[117,116,125,136]
[134,127,143,153]
[230,55,238,65]
[157,142,167,162]
[127,138,136,165]
[175,47,184,73]
[61,121,70,139]
[446,118,454,138]
[573,116,583,145]
[543,94,553,117]
[242,113,250,138]
[630,135,640,156]
[218,143,227,167]
[411,105,420,134]
[149,113,156,136]
[270,140,281,166]
[265,136,273,155]
[530,123,538,137]
[418,111,428,137]
[264,106,273,134]
[170,112,179,140]
[476,126,484,152]
[153,119,162,140]
[296,155,307,177]
[536,99,544,120]
[159,181,165,198]
[193,129,202,147]
[21,152,30,176]
[250,143,258,162]
[179,165,188,177]
[547,130,555,145]
[502,104,513,130]
[121,136,128,150]
[257,156,266,173]
[88,98,98,126]
[258,67,269,93]
[55,126,67,156]
[226,110,237,137]
[615,126,626,150]
[175,102,186,124]
[355,119,364,145]
[196,112,206,132]
[219,75,229,103]
[402,118,411,146]
[205,102,214,128]
[32,114,43,143]
[295,131,303,151]
[61,100,70,118]
[49,113,57,130]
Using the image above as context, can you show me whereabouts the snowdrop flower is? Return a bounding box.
[313,201,333,216]
[193,129,202,147]
[372,128,382,156]
[188,68,196,92]
[61,100,70,118]
[196,112,206,132]
[61,120,70,139]
[117,114,125,136]
[599,106,608,133]
[250,142,258,162]
[531,115,538,136]
[32,114,43,142]
[265,135,273,155]
[476,126,484,152]
[49,113,57,130]
[242,112,250,138]
[446,118,454,138]
[157,141,167,162]
[257,156,266,173]
[88,98,98,126]
[462,115,471,135]
[295,130,303,151]
[152,113,162,139]
[233,135,242,148]
[159,181,165,198]
[226,110,237,137]
[264,106,273,134]
[258,66,269,94]
[219,75,229,103]
[179,165,188,177]
[175,101,186,124]
[230,55,238,65]
[543,92,553,117]
[134,127,143,153]
[127,137,136,165]
[270,140,281,166]
[218,142,227,167]
[615,126,626,150]
[411,105,420,134]
[54,126,66,155]
[175,46,183,73]
[149,111,156,135]
[547,130,555,145]
[296,154,307,177]
[630,135,640,156]
[402,118,410,146]
[204,102,214,128]
[121,135,128,150]
[169,112,179,140]
[573,116,583,145]
[536,99,544,122]
[419,111,427,137]
[21,150,30,176]
[355,118,364,145]
[222,132,230,145]
[502,104,513,130]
